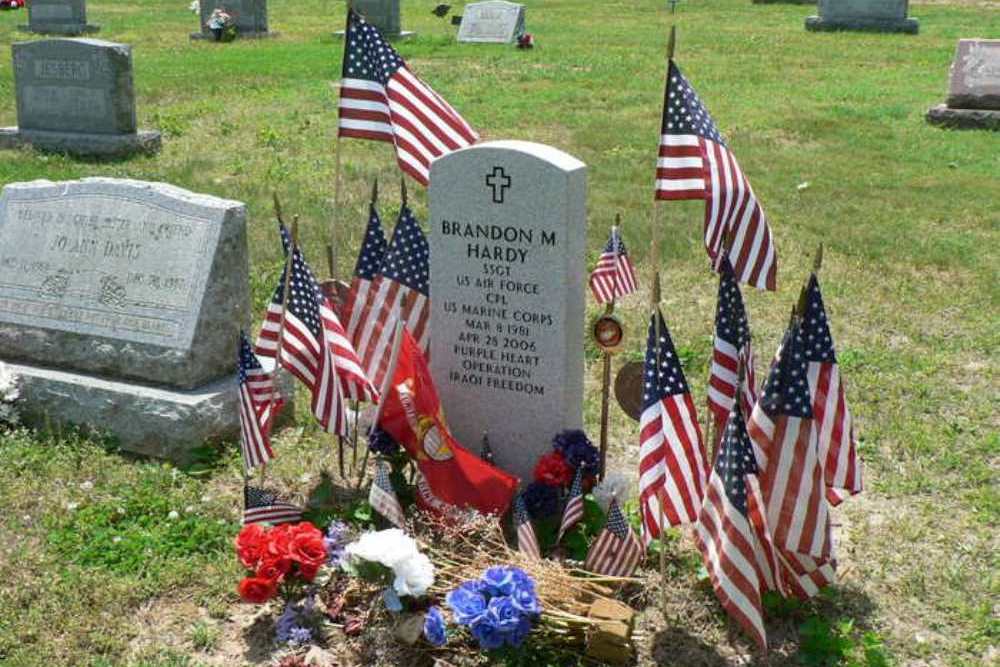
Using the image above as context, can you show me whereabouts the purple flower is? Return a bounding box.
[325,520,350,566]
[275,599,315,646]
[288,626,312,646]
[368,427,400,456]
[487,595,521,634]
[552,429,599,474]
[470,614,504,650]
[481,566,516,596]
[423,606,447,647]
[522,481,560,519]
[445,581,486,624]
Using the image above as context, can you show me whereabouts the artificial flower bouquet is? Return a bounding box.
[235,522,328,603]
[206,8,237,42]
[444,566,542,650]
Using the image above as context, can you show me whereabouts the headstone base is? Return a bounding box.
[0,127,161,158]
[333,30,414,40]
[926,104,1000,131]
[18,24,100,35]
[7,359,295,464]
[805,15,919,34]
[752,0,814,4]
[190,30,278,40]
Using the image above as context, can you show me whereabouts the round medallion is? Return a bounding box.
[592,314,624,353]
[614,360,645,422]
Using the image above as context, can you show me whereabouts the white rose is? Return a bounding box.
[392,552,435,597]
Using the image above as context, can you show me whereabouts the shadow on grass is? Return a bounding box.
[241,613,277,664]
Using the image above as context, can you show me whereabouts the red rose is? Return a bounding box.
[235,524,267,569]
[534,451,573,487]
[287,525,327,568]
[238,576,278,603]
[264,524,295,559]
[256,555,291,582]
[299,562,320,582]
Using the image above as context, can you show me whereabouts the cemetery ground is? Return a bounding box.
[0,0,997,665]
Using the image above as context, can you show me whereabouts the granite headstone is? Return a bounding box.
[335,0,412,39]
[458,1,525,44]
[806,0,918,34]
[194,0,271,39]
[428,141,587,481]
[20,0,98,36]
[0,39,160,157]
[927,39,1000,130]
[0,178,273,461]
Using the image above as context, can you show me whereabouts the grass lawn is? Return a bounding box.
[0,0,998,665]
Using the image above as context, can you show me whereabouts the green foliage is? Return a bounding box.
[188,620,220,652]
[798,616,892,667]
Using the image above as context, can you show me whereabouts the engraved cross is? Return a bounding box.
[485,166,511,204]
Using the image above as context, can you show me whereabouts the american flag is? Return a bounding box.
[583,497,643,577]
[694,400,781,650]
[348,206,430,390]
[556,468,585,543]
[255,227,376,435]
[588,225,638,304]
[800,274,861,506]
[342,203,387,344]
[708,258,758,442]
[638,309,708,542]
[654,60,777,291]
[337,9,478,186]
[243,485,302,526]
[237,331,282,472]
[514,493,540,559]
[369,459,406,528]
[747,324,836,598]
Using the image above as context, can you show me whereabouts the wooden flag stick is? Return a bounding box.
[598,301,614,481]
[667,24,676,61]
[795,243,823,319]
[266,205,299,484]
[357,317,406,489]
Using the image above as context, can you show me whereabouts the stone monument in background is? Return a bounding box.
[0,178,259,462]
[193,0,271,39]
[428,141,587,481]
[336,0,412,39]
[927,39,1000,131]
[20,0,99,36]
[458,1,525,44]
[806,0,918,34]
[0,39,161,157]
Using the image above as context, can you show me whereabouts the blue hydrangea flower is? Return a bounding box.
[445,581,486,624]
[368,426,400,456]
[423,606,447,647]
[552,429,599,475]
[470,614,504,650]
[522,481,560,519]
[481,566,516,597]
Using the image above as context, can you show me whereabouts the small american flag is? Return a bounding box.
[638,309,708,542]
[747,324,836,598]
[337,9,478,186]
[342,203,387,345]
[556,468,585,543]
[237,331,282,472]
[589,225,638,304]
[584,497,643,577]
[349,206,430,390]
[369,459,406,528]
[514,494,540,559]
[694,400,781,650]
[708,258,758,442]
[243,485,302,526]
[654,60,777,291]
[800,275,861,506]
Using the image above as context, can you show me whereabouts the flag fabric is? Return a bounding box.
[708,258,758,441]
[747,324,836,599]
[514,493,541,559]
[237,331,282,472]
[800,274,861,506]
[654,59,777,291]
[584,498,643,577]
[638,309,708,542]
[349,206,430,390]
[369,459,406,528]
[556,468,585,543]
[255,226,376,435]
[243,485,302,526]
[589,225,638,304]
[377,329,518,516]
[337,9,478,186]
[694,400,781,650]
[342,203,388,344]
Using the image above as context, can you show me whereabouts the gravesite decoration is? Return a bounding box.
[0,38,162,157]
[805,0,919,35]
[927,39,1000,131]
[19,0,99,35]
[192,0,271,39]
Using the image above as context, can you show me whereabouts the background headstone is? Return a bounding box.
[335,0,412,40]
[0,178,269,461]
[0,39,160,157]
[194,0,270,39]
[20,0,98,36]
[428,141,587,481]
[458,1,525,44]
[806,0,919,34]
[927,39,1000,131]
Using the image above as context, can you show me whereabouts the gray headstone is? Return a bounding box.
[22,0,98,36]
[428,141,587,481]
[458,1,526,44]
[806,0,918,34]
[927,39,1000,131]
[0,39,160,156]
[195,0,269,38]
[334,1,412,40]
[0,178,249,390]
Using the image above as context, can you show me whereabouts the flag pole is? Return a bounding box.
[357,317,406,489]
[267,198,298,485]
[329,0,355,279]
[795,242,823,318]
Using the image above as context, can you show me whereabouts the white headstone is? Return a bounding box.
[428,141,586,481]
[458,1,525,44]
